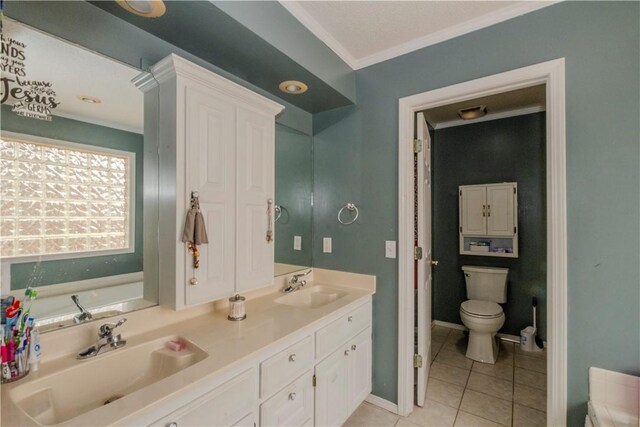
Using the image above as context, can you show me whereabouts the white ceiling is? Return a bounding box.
[3,20,143,133]
[281,1,555,70]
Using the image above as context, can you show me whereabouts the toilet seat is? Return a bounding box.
[460,300,503,319]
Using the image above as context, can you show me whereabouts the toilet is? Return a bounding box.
[459,265,509,364]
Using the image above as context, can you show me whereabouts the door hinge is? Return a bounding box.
[312,374,316,387]
[413,139,423,153]
[514,187,517,194]
[413,353,423,368]
[414,246,423,260]
[460,226,462,233]
[514,226,517,234]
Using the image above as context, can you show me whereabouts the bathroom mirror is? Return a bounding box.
[0,19,159,331]
[274,124,313,276]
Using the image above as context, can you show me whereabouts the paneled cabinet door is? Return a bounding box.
[184,85,236,305]
[486,184,515,236]
[152,369,256,427]
[235,107,275,293]
[314,347,350,427]
[460,186,487,235]
[348,328,372,412]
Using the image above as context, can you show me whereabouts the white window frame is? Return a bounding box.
[0,130,137,267]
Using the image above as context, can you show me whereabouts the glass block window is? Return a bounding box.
[0,135,133,259]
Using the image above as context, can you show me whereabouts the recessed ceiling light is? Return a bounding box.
[458,105,487,120]
[279,80,308,95]
[116,0,166,18]
[77,95,102,104]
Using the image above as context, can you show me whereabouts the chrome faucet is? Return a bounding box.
[77,318,127,360]
[71,294,93,324]
[282,270,312,293]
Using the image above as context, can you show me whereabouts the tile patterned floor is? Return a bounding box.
[344,325,547,427]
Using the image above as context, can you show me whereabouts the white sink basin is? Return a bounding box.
[275,285,348,309]
[9,335,207,425]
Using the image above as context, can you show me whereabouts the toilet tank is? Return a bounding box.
[462,265,508,303]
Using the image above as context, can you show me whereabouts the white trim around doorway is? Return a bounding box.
[397,58,567,425]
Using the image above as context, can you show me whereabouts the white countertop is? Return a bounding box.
[1,273,375,427]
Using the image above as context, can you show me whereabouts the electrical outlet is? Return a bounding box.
[323,237,332,253]
[293,235,302,251]
[385,240,396,259]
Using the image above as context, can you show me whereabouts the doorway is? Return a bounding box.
[397,59,567,426]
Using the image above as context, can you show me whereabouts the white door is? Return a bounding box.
[236,107,275,292]
[415,113,432,407]
[314,347,349,427]
[185,86,236,305]
[486,184,515,236]
[460,186,487,235]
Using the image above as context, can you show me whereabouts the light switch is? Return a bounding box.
[323,237,332,253]
[385,240,397,259]
[294,235,302,251]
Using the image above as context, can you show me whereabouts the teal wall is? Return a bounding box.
[431,113,547,340]
[275,124,313,267]
[313,3,639,424]
[2,105,144,288]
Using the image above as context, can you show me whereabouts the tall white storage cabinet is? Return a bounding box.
[459,182,518,257]
[135,54,284,309]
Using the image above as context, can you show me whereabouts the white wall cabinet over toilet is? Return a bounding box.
[459,182,518,257]
[136,54,284,309]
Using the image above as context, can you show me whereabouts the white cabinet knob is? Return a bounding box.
[289,392,296,401]
[348,316,353,322]
[168,423,178,427]
[344,349,350,356]
[289,354,296,362]
[351,344,357,351]
[189,277,198,286]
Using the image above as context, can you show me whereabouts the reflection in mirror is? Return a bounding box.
[274,124,312,276]
[0,20,158,332]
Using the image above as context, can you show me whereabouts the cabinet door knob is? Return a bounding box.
[348,316,353,322]
[431,260,439,266]
[289,354,296,362]
[189,277,198,286]
[289,392,296,401]
[344,349,350,356]
[168,423,178,427]
[351,344,357,351]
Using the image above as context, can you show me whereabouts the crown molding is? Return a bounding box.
[282,1,557,71]
[433,105,545,130]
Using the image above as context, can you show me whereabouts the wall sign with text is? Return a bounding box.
[1,34,59,121]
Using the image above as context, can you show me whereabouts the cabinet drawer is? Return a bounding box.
[315,301,372,359]
[261,336,313,398]
[152,368,257,427]
[260,371,313,427]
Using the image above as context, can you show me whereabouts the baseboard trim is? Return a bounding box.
[432,320,466,331]
[432,320,521,343]
[365,394,398,414]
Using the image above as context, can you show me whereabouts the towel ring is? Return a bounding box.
[274,204,282,222]
[338,203,359,225]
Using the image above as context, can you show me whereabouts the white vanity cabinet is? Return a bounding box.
[148,298,372,427]
[135,54,284,309]
[459,182,518,257]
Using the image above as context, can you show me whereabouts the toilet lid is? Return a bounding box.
[461,300,503,318]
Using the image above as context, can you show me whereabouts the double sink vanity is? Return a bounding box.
[1,270,375,426]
